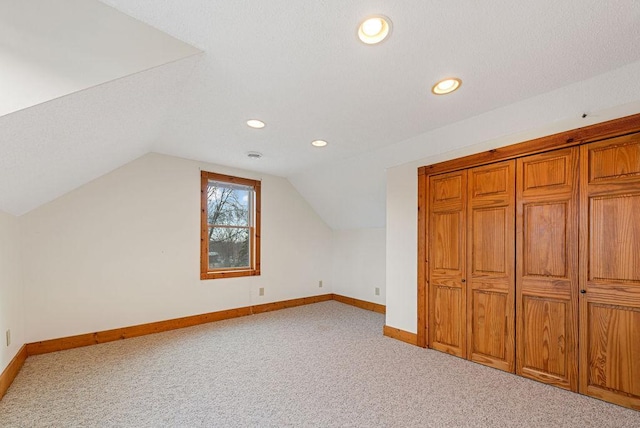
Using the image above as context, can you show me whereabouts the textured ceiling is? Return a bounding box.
[0,0,200,117]
[0,57,200,215]
[1,1,640,227]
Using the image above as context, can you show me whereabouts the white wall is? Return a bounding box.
[385,166,419,332]
[332,228,385,305]
[21,153,333,343]
[0,211,24,373]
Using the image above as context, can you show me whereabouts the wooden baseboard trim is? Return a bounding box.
[332,294,386,314]
[0,345,27,400]
[26,294,335,356]
[252,294,333,314]
[383,325,419,346]
[26,307,254,356]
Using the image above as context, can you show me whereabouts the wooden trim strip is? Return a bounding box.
[201,171,260,188]
[26,294,335,356]
[418,113,640,177]
[417,169,428,348]
[26,307,253,356]
[332,294,386,314]
[383,325,418,346]
[0,345,27,400]
[252,294,333,314]
[254,181,261,276]
[200,171,210,278]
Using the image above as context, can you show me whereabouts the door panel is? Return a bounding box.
[432,212,463,271]
[587,304,640,397]
[470,289,507,361]
[522,154,573,194]
[472,208,506,274]
[522,296,567,378]
[429,170,467,357]
[432,285,463,348]
[589,195,640,282]
[467,160,515,372]
[588,141,640,183]
[523,203,567,277]
[471,167,509,197]
[517,147,579,390]
[433,174,463,202]
[580,133,640,410]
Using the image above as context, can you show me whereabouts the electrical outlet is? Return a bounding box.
[319,280,323,288]
[375,287,380,296]
[5,329,10,347]
[259,287,264,296]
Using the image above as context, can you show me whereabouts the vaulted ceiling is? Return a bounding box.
[2,1,640,228]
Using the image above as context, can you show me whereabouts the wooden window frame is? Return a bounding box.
[200,171,261,280]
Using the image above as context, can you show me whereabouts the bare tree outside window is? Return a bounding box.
[207,182,251,269]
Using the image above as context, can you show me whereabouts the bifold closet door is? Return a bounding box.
[466,160,516,372]
[580,132,640,410]
[428,170,467,357]
[516,147,579,391]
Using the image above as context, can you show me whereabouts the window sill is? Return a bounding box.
[201,269,260,280]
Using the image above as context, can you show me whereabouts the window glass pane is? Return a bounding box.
[207,181,250,226]
[208,227,250,269]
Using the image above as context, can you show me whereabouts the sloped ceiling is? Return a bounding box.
[0,0,201,215]
[0,0,201,117]
[1,1,640,228]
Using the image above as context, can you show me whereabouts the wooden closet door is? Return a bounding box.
[580,133,640,410]
[429,170,467,357]
[516,148,579,390]
[467,160,515,372]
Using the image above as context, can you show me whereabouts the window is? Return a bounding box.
[200,171,261,279]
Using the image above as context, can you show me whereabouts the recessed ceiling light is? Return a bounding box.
[432,78,462,95]
[247,151,263,159]
[246,119,265,129]
[311,140,328,147]
[358,15,391,45]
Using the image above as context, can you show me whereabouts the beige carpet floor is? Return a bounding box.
[0,301,638,427]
